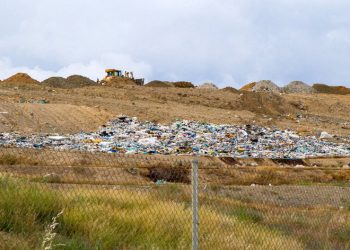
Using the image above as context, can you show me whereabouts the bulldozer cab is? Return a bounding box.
[100,68,144,86]
[105,69,123,77]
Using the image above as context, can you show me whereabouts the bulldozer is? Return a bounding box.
[99,69,144,86]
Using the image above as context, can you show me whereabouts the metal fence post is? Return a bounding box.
[192,159,199,250]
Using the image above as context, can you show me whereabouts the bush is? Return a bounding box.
[172,81,194,88]
[0,154,20,165]
[148,167,190,183]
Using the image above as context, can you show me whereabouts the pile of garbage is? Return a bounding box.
[1,116,350,158]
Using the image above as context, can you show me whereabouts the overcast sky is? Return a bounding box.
[1,0,350,87]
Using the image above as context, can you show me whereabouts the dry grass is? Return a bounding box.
[0,153,39,166]
[1,149,350,186]
[2,176,350,249]
[0,176,310,250]
[201,166,350,186]
[200,192,350,249]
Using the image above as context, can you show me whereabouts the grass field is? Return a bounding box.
[1,176,350,250]
[1,150,350,188]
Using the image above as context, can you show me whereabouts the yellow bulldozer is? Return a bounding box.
[99,69,144,86]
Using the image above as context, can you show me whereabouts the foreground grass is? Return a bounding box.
[0,177,349,249]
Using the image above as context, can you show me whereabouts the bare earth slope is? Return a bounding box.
[0,103,112,133]
[0,82,349,136]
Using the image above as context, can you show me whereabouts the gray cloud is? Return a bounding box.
[1,0,350,87]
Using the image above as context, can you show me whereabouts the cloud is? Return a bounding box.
[0,57,54,81]
[1,0,350,86]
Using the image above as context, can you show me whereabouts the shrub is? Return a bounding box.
[148,167,190,183]
[172,81,194,88]
[0,154,20,165]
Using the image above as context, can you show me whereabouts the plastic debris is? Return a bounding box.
[319,131,333,139]
[48,136,67,141]
[156,180,167,185]
[0,116,350,159]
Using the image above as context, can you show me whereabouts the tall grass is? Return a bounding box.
[1,176,348,249]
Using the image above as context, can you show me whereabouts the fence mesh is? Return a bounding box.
[0,147,350,249]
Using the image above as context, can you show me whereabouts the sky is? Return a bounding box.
[1,0,350,88]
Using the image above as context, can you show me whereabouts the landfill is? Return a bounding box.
[1,116,350,158]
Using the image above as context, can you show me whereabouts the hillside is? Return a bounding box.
[0,79,350,137]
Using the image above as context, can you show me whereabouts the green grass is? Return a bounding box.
[229,206,264,224]
[1,176,350,249]
[0,177,63,234]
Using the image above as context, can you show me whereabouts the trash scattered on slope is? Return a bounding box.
[18,98,49,104]
[1,116,350,158]
[47,136,67,141]
[319,131,333,140]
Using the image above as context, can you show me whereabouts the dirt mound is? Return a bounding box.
[220,87,240,94]
[241,81,281,93]
[145,80,194,88]
[253,80,281,93]
[42,75,96,88]
[238,92,296,115]
[145,80,173,88]
[2,73,39,85]
[283,81,315,94]
[313,83,350,95]
[66,75,96,87]
[240,82,256,91]
[41,77,67,88]
[172,81,194,88]
[197,82,218,90]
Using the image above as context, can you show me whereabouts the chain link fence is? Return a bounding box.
[0,147,350,249]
